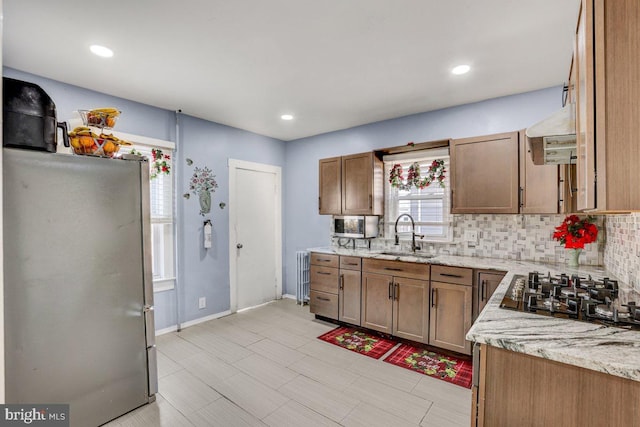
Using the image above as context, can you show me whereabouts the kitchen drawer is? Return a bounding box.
[340,256,361,271]
[431,265,473,286]
[310,265,339,294]
[362,258,430,280]
[310,252,339,268]
[310,290,338,319]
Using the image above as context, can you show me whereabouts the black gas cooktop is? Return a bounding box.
[500,272,640,331]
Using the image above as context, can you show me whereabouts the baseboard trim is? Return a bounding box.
[155,310,232,336]
[282,294,297,300]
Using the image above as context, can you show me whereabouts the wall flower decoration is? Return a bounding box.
[189,166,218,216]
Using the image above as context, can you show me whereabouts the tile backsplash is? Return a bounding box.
[604,213,640,291]
[332,214,605,266]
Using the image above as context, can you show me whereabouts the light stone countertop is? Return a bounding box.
[308,246,640,382]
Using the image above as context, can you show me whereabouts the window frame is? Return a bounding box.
[383,149,453,243]
[114,131,177,292]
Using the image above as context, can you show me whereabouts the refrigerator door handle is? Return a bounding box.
[144,305,156,348]
[147,345,159,397]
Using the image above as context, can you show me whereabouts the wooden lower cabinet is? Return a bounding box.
[309,290,338,319]
[309,253,340,320]
[474,270,506,320]
[392,277,430,343]
[429,281,473,354]
[361,272,393,334]
[339,269,362,325]
[361,271,430,343]
[474,344,640,427]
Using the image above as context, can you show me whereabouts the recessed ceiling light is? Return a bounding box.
[281,114,294,121]
[90,45,114,58]
[451,65,470,75]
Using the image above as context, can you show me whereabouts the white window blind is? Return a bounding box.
[384,148,453,242]
[120,143,176,290]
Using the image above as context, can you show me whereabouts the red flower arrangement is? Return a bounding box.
[552,215,598,249]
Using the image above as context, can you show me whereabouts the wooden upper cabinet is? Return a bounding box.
[571,0,640,211]
[451,132,519,214]
[318,152,383,215]
[318,157,342,215]
[518,130,560,214]
[342,152,383,215]
[575,0,596,211]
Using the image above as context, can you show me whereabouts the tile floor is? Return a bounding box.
[106,299,471,427]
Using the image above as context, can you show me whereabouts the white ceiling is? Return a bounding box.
[3,0,580,141]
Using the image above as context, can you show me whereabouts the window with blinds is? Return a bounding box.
[122,144,175,288]
[384,148,452,242]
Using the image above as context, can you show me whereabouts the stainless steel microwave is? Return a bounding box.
[333,216,379,238]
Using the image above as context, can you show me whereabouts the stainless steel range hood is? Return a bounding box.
[525,104,576,165]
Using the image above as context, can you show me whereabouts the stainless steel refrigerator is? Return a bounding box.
[3,148,158,426]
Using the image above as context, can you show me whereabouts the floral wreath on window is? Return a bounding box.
[389,160,446,190]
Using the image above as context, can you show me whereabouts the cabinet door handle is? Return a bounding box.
[384,267,403,272]
[318,197,321,211]
[339,274,344,290]
[440,273,462,278]
[431,288,437,307]
[394,283,399,301]
[519,187,524,209]
[388,282,393,300]
[317,296,330,302]
[317,271,331,276]
[369,194,372,209]
[481,279,487,301]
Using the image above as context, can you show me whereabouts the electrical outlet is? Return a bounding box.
[198,297,206,309]
[464,229,478,243]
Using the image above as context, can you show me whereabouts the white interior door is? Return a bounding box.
[229,160,282,312]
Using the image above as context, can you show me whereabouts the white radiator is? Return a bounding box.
[296,251,310,305]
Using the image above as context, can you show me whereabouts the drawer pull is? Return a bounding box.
[317,296,331,302]
[440,273,463,278]
[384,267,403,272]
[345,262,359,266]
[317,272,331,276]
[318,259,332,262]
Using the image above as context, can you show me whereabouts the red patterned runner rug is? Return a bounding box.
[317,326,397,360]
[383,343,473,388]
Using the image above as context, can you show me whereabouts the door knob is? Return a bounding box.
[236,243,243,249]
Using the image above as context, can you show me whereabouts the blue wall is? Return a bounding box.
[283,87,562,295]
[4,67,561,328]
[3,67,285,330]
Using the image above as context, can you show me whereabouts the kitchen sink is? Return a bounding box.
[378,251,434,259]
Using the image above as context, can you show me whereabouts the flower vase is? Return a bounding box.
[566,248,582,267]
[198,191,211,216]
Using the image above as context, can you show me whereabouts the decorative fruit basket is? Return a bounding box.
[68,127,131,158]
[78,108,120,129]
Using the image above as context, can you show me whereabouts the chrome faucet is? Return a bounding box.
[394,214,424,252]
